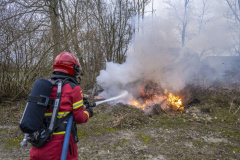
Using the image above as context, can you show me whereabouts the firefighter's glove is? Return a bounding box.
[87,107,93,118]
[83,97,89,105]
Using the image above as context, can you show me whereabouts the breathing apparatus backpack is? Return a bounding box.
[19,78,71,148]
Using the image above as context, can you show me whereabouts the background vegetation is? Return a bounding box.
[1,0,240,103]
[0,0,151,102]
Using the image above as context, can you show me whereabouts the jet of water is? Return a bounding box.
[95,91,128,106]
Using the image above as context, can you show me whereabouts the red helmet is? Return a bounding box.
[53,52,80,77]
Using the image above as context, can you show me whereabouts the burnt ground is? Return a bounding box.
[0,86,240,160]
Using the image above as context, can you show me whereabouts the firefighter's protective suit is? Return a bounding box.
[29,52,92,160]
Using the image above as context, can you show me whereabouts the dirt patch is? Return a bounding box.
[0,87,240,160]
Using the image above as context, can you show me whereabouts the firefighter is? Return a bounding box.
[29,52,93,160]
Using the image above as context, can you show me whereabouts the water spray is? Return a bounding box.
[85,91,128,108]
[95,91,128,105]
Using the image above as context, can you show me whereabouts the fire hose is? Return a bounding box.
[61,114,73,160]
[61,102,96,160]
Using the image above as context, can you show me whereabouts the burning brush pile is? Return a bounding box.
[126,80,184,114]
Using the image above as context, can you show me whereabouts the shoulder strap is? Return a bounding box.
[48,80,63,131]
[48,78,74,132]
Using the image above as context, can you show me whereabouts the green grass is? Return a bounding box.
[1,137,22,150]
[140,134,150,143]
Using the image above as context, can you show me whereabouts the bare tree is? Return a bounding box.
[47,0,62,57]
[197,0,212,33]
[0,0,153,101]
[225,0,240,55]
[196,0,215,59]
[164,0,193,47]
[181,0,190,47]
[0,0,55,101]
[132,0,151,33]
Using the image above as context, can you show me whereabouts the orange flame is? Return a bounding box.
[128,89,183,111]
[167,93,183,111]
[129,100,146,110]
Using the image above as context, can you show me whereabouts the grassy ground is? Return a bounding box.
[0,86,240,160]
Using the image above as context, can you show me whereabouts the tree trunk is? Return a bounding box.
[48,0,62,57]
[59,0,70,51]
[182,0,189,47]
[238,0,240,10]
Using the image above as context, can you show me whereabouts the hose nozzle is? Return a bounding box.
[84,102,96,109]
[20,133,29,147]
[89,102,96,108]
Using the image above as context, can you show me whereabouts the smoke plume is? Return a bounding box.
[96,17,202,104]
[96,1,240,107]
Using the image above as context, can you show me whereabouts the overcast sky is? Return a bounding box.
[146,0,226,18]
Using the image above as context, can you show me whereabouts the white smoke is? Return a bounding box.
[96,17,202,103]
[96,1,239,105]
